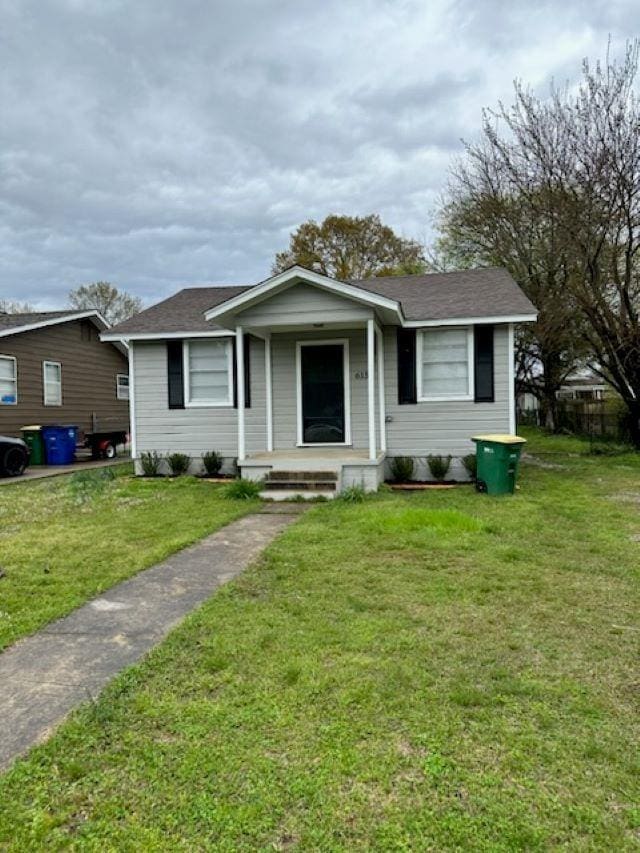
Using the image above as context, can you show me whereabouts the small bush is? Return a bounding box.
[390,456,415,483]
[202,450,223,476]
[427,454,452,481]
[166,453,191,476]
[337,485,367,503]
[139,451,161,477]
[224,478,262,500]
[461,453,477,479]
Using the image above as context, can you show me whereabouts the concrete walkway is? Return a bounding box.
[0,455,130,486]
[0,505,305,771]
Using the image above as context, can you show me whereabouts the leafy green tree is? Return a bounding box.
[68,282,142,326]
[274,214,425,280]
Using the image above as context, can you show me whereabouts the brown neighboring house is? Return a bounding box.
[0,310,129,438]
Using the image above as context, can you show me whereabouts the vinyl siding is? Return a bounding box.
[383,324,511,457]
[0,319,129,437]
[236,283,373,328]
[270,329,376,450]
[131,324,512,464]
[132,337,266,460]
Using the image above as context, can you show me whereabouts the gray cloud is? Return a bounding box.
[0,0,637,307]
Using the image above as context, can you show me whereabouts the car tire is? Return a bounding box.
[105,442,116,459]
[2,445,27,477]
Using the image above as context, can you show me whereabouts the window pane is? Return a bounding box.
[187,341,230,403]
[421,329,469,398]
[0,359,15,380]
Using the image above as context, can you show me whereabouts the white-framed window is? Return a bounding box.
[183,339,233,407]
[417,326,474,401]
[0,355,17,405]
[116,373,130,400]
[43,360,62,406]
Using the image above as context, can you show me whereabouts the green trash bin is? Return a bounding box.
[22,425,44,466]
[471,434,526,495]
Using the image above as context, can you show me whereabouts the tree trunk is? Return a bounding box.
[623,399,640,448]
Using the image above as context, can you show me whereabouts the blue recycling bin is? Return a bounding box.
[42,425,78,465]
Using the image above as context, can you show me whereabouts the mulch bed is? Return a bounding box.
[386,481,472,491]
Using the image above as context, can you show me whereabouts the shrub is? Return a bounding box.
[202,450,223,476]
[427,454,452,481]
[337,485,367,503]
[223,478,262,500]
[166,453,191,476]
[139,451,161,477]
[390,455,415,483]
[461,453,477,479]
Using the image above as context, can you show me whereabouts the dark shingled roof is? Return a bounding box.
[107,268,536,335]
[0,310,94,334]
[349,267,536,321]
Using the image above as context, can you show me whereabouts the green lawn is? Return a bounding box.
[1,436,640,849]
[0,467,257,651]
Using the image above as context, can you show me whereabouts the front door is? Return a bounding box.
[299,342,347,444]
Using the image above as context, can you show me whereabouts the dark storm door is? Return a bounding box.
[300,343,346,444]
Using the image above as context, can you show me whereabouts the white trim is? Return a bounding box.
[128,344,137,459]
[367,319,376,460]
[116,373,129,400]
[404,314,537,328]
[101,329,234,342]
[265,334,273,452]
[182,338,234,408]
[508,323,516,434]
[43,360,62,407]
[375,325,386,453]
[416,326,474,402]
[204,265,403,322]
[0,310,110,339]
[296,338,352,447]
[236,326,246,461]
[0,354,17,405]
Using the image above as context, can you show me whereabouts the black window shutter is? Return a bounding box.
[474,325,494,402]
[397,328,417,404]
[167,340,184,409]
[233,336,251,408]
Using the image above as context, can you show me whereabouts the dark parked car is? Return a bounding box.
[0,436,30,477]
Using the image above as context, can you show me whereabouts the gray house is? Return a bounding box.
[103,266,536,494]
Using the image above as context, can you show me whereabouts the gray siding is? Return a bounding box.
[236,283,373,328]
[132,338,266,467]
[131,323,511,468]
[383,324,511,457]
[270,329,376,450]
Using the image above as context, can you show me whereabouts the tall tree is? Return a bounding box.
[436,184,585,429]
[68,282,142,326]
[273,214,425,279]
[438,42,640,442]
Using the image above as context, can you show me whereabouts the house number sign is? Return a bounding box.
[354,370,368,380]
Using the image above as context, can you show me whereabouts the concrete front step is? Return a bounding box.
[266,470,338,482]
[259,489,336,501]
[263,480,336,492]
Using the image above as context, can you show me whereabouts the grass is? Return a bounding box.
[0,466,257,650]
[1,431,640,849]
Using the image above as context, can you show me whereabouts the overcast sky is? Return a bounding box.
[0,0,635,308]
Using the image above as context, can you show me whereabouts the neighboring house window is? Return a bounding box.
[116,373,130,400]
[417,327,473,401]
[0,355,17,405]
[183,340,233,406]
[43,361,62,406]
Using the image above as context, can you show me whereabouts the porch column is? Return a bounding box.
[236,325,245,461]
[265,333,273,452]
[376,325,386,452]
[367,318,376,460]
